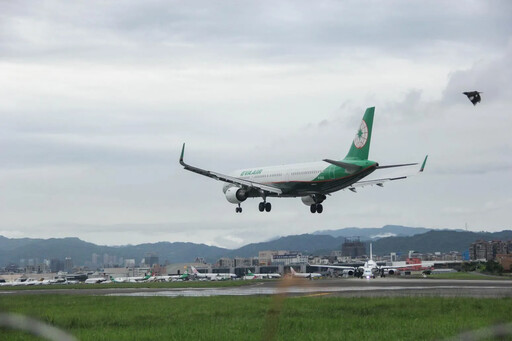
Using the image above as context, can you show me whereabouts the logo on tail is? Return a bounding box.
[354,119,369,149]
[345,107,375,160]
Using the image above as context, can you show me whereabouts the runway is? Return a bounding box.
[2,278,511,298]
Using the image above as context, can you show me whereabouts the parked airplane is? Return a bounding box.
[110,274,153,283]
[289,267,322,279]
[243,271,281,280]
[180,107,427,213]
[190,266,237,280]
[311,244,421,279]
[84,277,108,284]
[154,271,190,282]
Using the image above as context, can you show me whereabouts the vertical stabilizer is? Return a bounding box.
[370,243,373,260]
[344,107,375,160]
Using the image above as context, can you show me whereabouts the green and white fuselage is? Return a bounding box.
[230,159,378,198]
[180,107,427,214]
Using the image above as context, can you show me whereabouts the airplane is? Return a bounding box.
[243,271,281,280]
[310,244,422,279]
[180,107,427,213]
[154,271,190,282]
[84,277,108,284]
[190,266,237,280]
[110,274,153,283]
[289,266,322,279]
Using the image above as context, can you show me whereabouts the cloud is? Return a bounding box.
[0,1,511,246]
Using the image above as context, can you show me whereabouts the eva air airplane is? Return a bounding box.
[180,107,427,214]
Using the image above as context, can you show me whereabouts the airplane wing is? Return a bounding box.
[348,155,428,191]
[179,144,283,195]
[308,264,356,270]
[379,264,423,270]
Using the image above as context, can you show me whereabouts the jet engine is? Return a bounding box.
[225,186,248,204]
[301,196,316,206]
[386,269,399,276]
[342,269,354,277]
[301,194,326,206]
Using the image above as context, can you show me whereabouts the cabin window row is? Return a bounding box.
[247,173,283,178]
[291,170,319,176]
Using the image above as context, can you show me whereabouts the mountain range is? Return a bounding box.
[1,226,511,267]
[314,225,436,239]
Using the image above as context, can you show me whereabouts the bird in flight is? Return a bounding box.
[463,91,482,105]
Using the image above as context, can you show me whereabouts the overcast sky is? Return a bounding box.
[1,1,511,248]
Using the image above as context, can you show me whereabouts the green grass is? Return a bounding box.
[1,295,511,340]
[0,279,262,291]
[426,272,511,280]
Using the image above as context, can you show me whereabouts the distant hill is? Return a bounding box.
[225,234,343,258]
[373,230,512,255]
[313,225,433,240]
[0,237,229,266]
[1,227,511,267]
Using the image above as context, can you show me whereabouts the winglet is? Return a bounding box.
[180,143,186,166]
[419,155,428,172]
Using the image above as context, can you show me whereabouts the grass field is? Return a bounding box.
[425,272,511,280]
[1,295,511,340]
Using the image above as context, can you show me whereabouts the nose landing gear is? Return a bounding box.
[236,204,243,213]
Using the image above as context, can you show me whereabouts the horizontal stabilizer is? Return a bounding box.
[376,163,417,169]
[323,159,362,173]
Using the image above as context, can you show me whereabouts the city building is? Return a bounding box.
[216,258,233,268]
[144,253,159,267]
[496,254,512,271]
[124,259,136,267]
[64,257,73,272]
[341,238,366,258]
[469,240,512,261]
[258,250,288,266]
[271,253,308,265]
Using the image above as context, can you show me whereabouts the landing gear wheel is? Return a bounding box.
[316,204,323,214]
[310,204,317,213]
[258,202,265,212]
[265,202,272,212]
[235,205,242,213]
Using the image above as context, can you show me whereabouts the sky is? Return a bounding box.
[1,1,511,248]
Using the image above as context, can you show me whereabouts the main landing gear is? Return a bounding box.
[310,203,323,214]
[235,204,243,213]
[258,201,272,212]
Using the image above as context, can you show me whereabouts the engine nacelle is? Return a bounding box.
[342,269,354,276]
[387,269,399,276]
[225,186,248,204]
[301,194,326,206]
[301,196,316,206]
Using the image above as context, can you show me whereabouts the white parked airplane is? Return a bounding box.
[289,267,322,279]
[311,244,421,279]
[180,107,427,213]
[110,274,153,283]
[243,271,281,280]
[191,266,237,280]
[84,277,108,284]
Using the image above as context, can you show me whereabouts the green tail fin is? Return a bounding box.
[344,107,375,160]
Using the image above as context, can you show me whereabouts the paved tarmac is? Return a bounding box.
[2,278,511,298]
